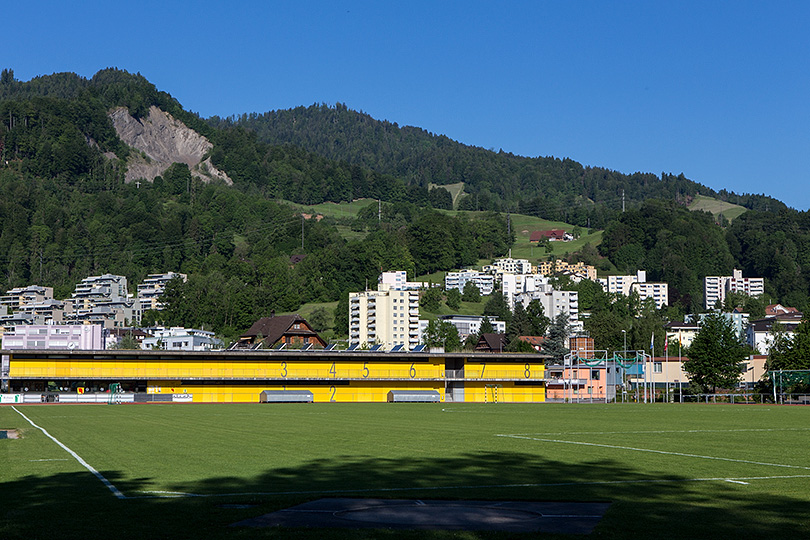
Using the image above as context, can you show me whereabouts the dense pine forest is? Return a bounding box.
[1,68,809,341]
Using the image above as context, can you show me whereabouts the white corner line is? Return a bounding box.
[12,406,126,499]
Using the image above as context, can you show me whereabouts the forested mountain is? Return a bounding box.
[1,67,808,341]
[598,200,810,313]
[0,69,511,339]
[208,103,788,226]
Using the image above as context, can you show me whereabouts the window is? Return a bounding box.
[654,362,663,373]
[591,370,600,380]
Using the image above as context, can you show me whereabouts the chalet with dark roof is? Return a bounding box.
[230,314,326,350]
[474,333,507,353]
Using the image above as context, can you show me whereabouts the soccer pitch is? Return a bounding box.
[2,403,809,539]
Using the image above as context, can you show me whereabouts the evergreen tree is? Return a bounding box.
[526,299,550,336]
[479,316,494,336]
[543,313,570,364]
[483,291,512,324]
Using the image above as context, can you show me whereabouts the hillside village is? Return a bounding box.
[0,69,808,403]
[0,246,796,400]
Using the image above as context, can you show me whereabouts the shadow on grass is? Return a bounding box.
[2,451,809,539]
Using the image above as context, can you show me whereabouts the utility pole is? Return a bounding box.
[507,209,511,238]
[622,190,625,212]
[301,214,305,251]
[378,199,381,222]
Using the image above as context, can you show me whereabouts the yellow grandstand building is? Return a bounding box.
[2,349,547,403]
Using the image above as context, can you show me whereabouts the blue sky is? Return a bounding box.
[6,1,810,209]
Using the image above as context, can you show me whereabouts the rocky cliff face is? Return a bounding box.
[109,105,232,185]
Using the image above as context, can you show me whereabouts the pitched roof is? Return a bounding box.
[519,336,545,346]
[476,333,507,352]
[530,229,566,242]
[240,315,325,347]
[765,304,799,316]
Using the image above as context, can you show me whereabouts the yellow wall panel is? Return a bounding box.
[10,352,543,403]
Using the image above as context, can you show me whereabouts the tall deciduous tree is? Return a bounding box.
[683,313,749,392]
[462,281,481,303]
[767,321,810,371]
[445,288,461,310]
[422,319,461,352]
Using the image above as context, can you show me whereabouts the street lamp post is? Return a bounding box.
[621,330,627,403]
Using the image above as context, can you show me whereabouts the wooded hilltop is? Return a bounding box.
[1,68,809,345]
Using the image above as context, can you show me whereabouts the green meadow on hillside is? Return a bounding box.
[688,194,747,222]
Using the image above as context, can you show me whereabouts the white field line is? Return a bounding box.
[497,434,810,471]
[12,406,126,499]
[504,427,810,436]
[130,474,810,499]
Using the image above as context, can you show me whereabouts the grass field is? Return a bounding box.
[688,195,747,222]
[3,403,808,539]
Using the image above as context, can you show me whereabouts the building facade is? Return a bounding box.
[1,324,104,350]
[137,272,187,310]
[598,270,668,309]
[444,270,495,296]
[437,315,506,340]
[349,288,421,350]
[704,269,765,310]
[4,349,547,403]
[141,327,223,351]
[0,285,54,310]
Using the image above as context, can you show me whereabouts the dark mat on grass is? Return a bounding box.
[233,497,610,533]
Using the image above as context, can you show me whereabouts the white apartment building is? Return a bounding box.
[501,273,549,308]
[482,256,533,275]
[484,254,536,274]
[444,270,495,296]
[631,282,669,309]
[704,269,765,310]
[435,315,506,340]
[598,270,647,296]
[137,272,187,310]
[598,270,668,309]
[517,289,581,331]
[141,327,223,351]
[377,271,430,291]
[349,288,421,350]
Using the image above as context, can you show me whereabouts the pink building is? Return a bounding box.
[545,363,621,402]
[2,324,104,350]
